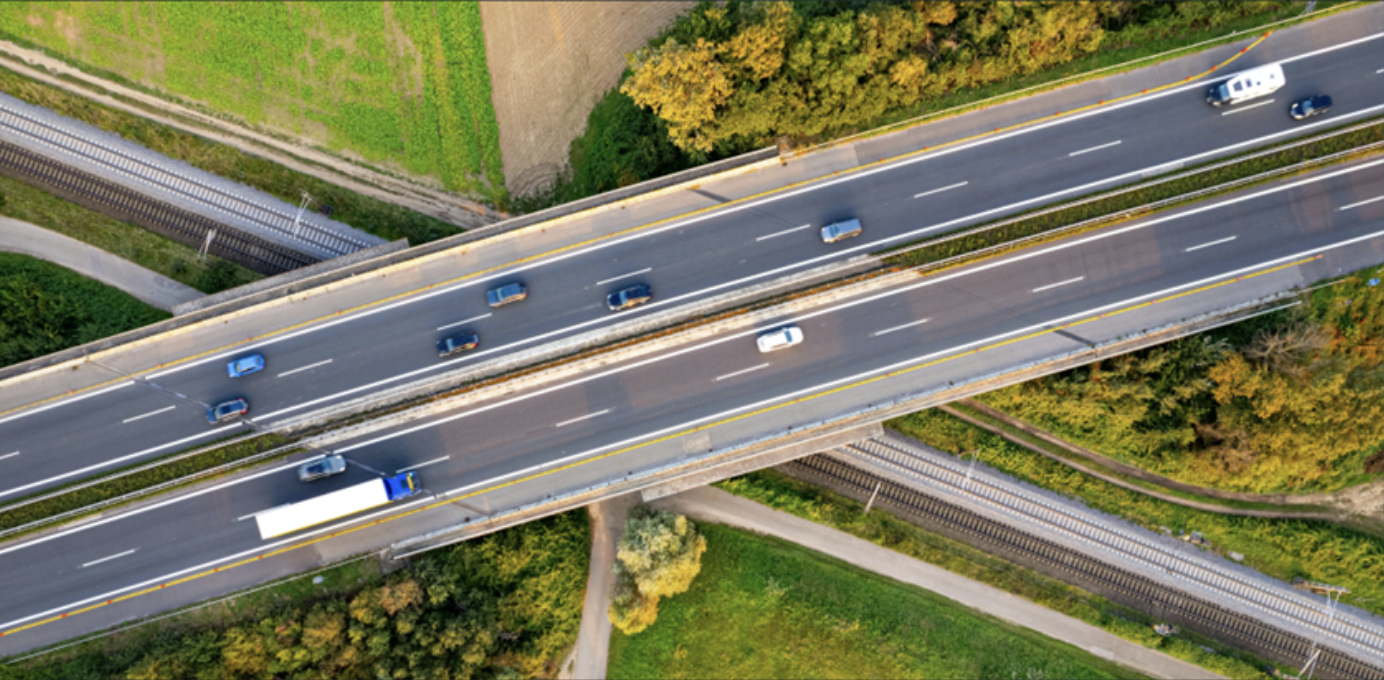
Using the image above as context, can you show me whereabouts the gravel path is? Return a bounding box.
[565,493,639,680]
[0,216,201,311]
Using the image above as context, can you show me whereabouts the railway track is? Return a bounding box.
[0,96,371,259]
[783,452,1384,680]
[0,139,315,274]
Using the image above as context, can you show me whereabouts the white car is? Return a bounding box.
[756,326,804,353]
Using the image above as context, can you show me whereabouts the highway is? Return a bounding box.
[1,155,1381,654]
[1,27,1381,501]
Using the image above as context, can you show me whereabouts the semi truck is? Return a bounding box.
[255,471,420,540]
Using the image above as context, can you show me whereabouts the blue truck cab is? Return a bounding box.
[383,471,421,500]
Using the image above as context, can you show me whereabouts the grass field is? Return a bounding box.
[0,2,503,198]
[608,522,1146,680]
[0,252,169,368]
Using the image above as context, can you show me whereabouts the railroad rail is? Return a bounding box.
[0,94,373,259]
[0,139,315,274]
[782,452,1384,680]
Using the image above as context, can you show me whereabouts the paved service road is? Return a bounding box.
[2,157,1380,650]
[2,28,1381,500]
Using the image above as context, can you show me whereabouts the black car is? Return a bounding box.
[206,398,249,424]
[606,283,653,312]
[1289,95,1331,121]
[437,331,480,357]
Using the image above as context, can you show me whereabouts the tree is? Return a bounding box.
[607,508,708,634]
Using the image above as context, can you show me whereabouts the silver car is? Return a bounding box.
[820,218,863,244]
[298,454,347,482]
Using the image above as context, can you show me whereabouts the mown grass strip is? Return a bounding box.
[0,434,291,537]
[884,121,1384,270]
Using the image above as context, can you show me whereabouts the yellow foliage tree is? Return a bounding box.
[621,37,735,153]
[607,508,708,634]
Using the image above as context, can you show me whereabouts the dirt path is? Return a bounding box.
[0,40,497,230]
[480,2,694,197]
[651,486,1225,680]
[0,216,202,312]
[946,400,1384,524]
[564,493,639,680]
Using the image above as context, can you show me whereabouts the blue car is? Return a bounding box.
[227,354,265,378]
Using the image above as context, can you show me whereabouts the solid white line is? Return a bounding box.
[596,268,652,286]
[122,406,176,424]
[914,182,967,199]
[556,410,610,428]
[6,224,1382,638]
[872,319,930,337]
[276,359,333,378]
[1221,99,1275,116]
[0,381,133,426]
[1185,236,1238,252]
[0,452,18,462]
[81,549,136,569]
[755,224,812,241]
[1069,140,1121,157]
[715,364,770,381]
[1339,196,1384,211]
[437,314,491,332]
[0,423,244,500]
[1032,276,1085,293]
[396,456,450,474]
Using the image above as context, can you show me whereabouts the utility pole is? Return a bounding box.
[960,450,980,489]
[197,229,216,260]
[291,190,312,238]
[1299,582,1347,680]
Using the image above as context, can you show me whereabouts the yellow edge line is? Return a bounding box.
[0,251,1318,641]
[0,33,1272,420]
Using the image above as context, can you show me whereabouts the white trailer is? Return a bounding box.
[255,471,419,540]
[1206,63,1284,107]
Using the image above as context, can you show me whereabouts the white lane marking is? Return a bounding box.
[1376,68,1383,74]
[0,423,244,500]
[19,86,1381,431]
[872,319,930,337]
[396,456,450,474]
[0,451,19,461]
[84,35,1384,394]
[0,381,133,426]
[122,406,176,424]
[1221,99,1275,116]
[1340,196,1384,211]
[556,410,610,428]
[1185,236,1238,252]
[755,224,812,241]
[7,221,1383,637]
[81,549,136,569]
[715,364,770,381]
[237,503,291,522]
[1069,140,1121,157]
[596,268,652,286]
[437,313,491,332]
[914,182,967,199]
[1032,276,1085,293]
[276,359,333,378]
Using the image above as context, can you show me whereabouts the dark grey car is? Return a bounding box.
[298,454,347,482]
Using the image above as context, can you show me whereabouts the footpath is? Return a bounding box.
[649,485,1225,680]
[0,216,202,312]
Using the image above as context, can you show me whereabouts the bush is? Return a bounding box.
[609,507,708,635]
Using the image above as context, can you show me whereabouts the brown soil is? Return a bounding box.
[479,1,695,197]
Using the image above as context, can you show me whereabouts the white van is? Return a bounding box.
[1206,63,1284,107]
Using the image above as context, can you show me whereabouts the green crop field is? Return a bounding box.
[0,2,503,197]
[608,523,1145,680]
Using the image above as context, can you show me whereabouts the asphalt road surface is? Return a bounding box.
[2,31,1381,501]
[2,155,1380,646]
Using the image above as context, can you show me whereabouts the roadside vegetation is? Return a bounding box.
[520,0,1332,209]
[715,473,1275,680]
[609,508,708,635]
[0,435,289,537]
[1,511,588,680]
[0,2,503,199]
[890,409,1384,618]
[0,177,260,294]
[608,522,1148,680]
[0,253,169,367]
[969,266,1384,495]
[0,62,461,245]
[884,122,1383,268]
